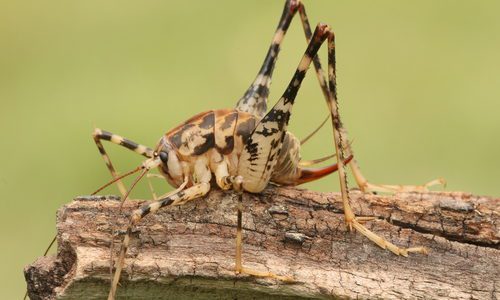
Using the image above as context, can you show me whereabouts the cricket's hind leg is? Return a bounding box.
[351,164,445,193]
[234,21,346,280]
[235,0,301,118]
[296,3,445,194]
[324,26,427,256]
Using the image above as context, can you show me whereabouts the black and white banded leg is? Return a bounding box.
[325,25,427,256]
[240,22,427,259]
[108,164,211,299]
[93,128,154,196]
[295,3,445,194]
[235,0,300,118]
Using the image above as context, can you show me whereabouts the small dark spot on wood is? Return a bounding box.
[268,205,289,215]
[284,232,311,244]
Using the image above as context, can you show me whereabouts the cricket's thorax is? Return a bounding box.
[154,109,304,191]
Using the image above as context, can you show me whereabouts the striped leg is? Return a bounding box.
[236,0,300,118]
[108,157,211,300]
[93,128,154,196]
[234,25,343,281]
[238,24,333,193]
[233,0,336,171]
[108,182,210,300]
[325,28,427,256]
[296,4,444,193]
[236,24,328,279]
[146,173,188,201]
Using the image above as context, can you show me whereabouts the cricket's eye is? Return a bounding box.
[159,151,168,164]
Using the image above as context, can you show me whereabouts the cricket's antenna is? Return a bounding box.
[91,166,143,196]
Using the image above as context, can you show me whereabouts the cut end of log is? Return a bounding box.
[25,187,499,299]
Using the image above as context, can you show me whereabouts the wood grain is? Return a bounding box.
[24,187,499,299]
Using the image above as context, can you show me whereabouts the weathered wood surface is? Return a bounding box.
[25,186,499,299]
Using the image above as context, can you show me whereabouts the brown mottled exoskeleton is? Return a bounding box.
[87,1,445,299]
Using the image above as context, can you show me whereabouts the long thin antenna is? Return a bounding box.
[300,114,329,145]
[91,166,143,196]
[42,235,57,256]
[118,168,148,212]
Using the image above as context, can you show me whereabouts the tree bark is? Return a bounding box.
[24,186,499,299]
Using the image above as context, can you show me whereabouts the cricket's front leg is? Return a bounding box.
[92,128,154,197]
[108,182,211,300]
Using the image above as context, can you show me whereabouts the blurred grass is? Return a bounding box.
[1,0,499,298]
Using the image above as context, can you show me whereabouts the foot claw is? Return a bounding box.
[347,218,428,257]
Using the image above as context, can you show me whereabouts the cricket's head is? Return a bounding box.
[154,137,184,188]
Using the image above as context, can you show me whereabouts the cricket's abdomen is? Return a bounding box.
[166,109,256,160]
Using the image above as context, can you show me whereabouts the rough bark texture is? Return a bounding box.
[25,186,499,299]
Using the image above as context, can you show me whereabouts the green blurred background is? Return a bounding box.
[1,0,499,298]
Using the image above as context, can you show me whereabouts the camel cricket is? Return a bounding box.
[85,1,445,299]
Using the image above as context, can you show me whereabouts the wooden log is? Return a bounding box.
[24,186,499,299]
